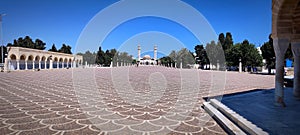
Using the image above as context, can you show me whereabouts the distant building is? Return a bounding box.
[4,47,83,71]
[137,45,158,65]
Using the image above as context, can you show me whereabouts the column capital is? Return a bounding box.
[273,38,290,58]
[291,42,300,57]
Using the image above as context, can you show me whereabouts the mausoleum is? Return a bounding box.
[137,45,158,65]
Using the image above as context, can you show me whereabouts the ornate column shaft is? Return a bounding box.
[17,60,20,70]
[50,60,53,69]
[239,58,242,73]
[25,60,28,70]
[32,61,35,70]
[38,61,41,69]
[73,61,76,68]
[4,58,8,72]
[291,42,300,97]
[44,61,47,69]
[273,38,290,106]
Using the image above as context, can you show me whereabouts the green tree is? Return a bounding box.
[23,36,35,48]
[228,40,262,71]
[104,50,112,66]
[224,32,234,51]
[194,44,209,69]
[7,36,46,50]
[77,51,96,65]
[58,44,72,54]
[95,47,105,65]
[218,33,225,48]
[206,41,224,69]
[261,34,275,74]
[166,48,194,68]
[226,44,242,67]
[285,43,293,60]
[34,39,46,50]
[159,56,173,67]
[48,44,58,52]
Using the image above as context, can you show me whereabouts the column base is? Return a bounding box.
[294,90,300,99]
[275,96,286,107]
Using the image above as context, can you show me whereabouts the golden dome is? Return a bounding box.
[143,55,151,60]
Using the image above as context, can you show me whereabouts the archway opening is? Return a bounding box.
[54,57,58,68]
[34,56,40,69]
[20,55,26,70]
[59,58,63,68]
[41,56,46,69]
[9,54,17,70]
[28,55,34,69]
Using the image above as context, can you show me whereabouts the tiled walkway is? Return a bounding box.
[0,66,274,134]
[222,88,300,135]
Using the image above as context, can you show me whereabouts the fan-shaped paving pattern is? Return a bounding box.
[0,66,274,134]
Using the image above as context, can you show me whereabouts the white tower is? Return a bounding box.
[138,45,141,61]
[154,45,157,61]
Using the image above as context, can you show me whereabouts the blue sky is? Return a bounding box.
[0,0,271,58]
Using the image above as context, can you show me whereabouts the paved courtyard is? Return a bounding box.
[0,66,274,134]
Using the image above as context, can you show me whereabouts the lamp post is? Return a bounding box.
[0,14,6,64]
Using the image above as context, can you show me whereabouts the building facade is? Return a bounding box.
[272,0,300,106]
[137,45,158,65]
[4,47,83,71]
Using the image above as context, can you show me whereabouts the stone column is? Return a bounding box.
[291,42,300,97]
[4,58,8,72]
[17,60,20,70]
[239,58,242,73]
[62,62,64,68]
[32,61,35,70]
[7,59,10,71]
[38,61,41,69]
[67,62,69,68]
[25,61,28,70]
[273,38,289,105]
[180,61,183,69]
[57,62,59,69]
[50,60,53,69]
[85,61,88,68]
[217,60,220,70]
[73,61,76,68]
[44,61,47,69]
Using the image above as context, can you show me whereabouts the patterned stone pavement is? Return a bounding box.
[0,66,274,135]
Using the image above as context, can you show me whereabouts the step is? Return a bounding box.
[210,99,268,135]
[203,102,246,135]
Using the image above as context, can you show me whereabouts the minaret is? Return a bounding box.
[154,45,157,61]
[138,45,141,61]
